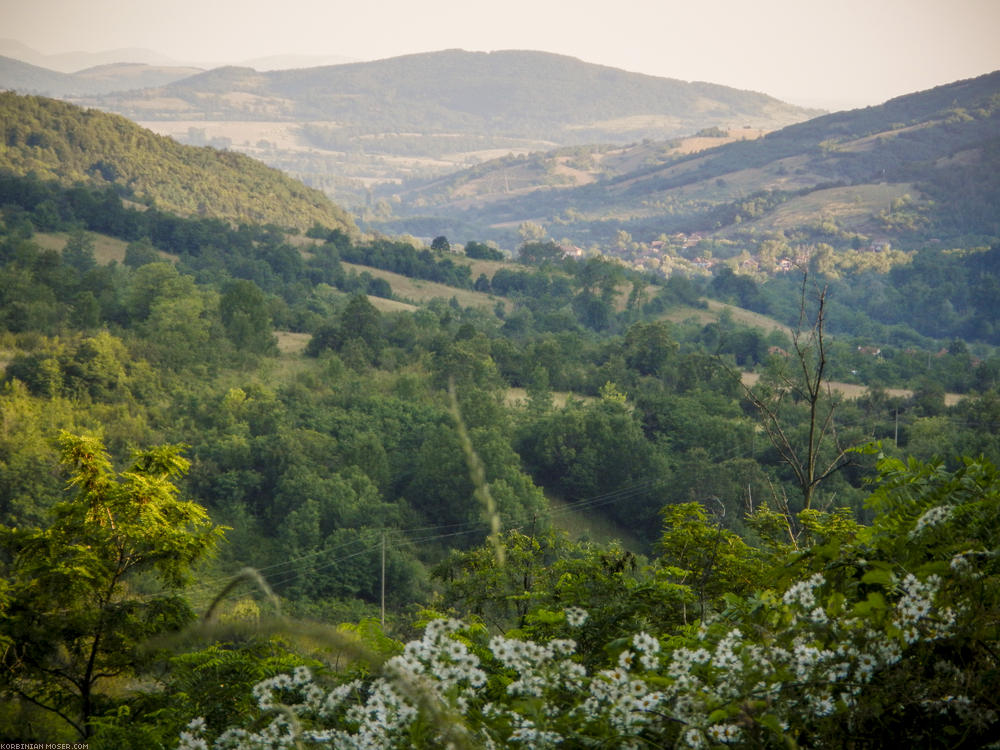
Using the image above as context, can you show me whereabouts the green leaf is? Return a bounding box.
[526,608,564,625]
[861,568,894,586]
[853,591,887,616]
[758,713,784,734]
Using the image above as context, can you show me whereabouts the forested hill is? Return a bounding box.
[80,49,817,141]
[0,92,357,233]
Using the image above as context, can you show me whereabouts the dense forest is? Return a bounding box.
[0,74,998,747]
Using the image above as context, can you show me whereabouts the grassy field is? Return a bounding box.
[367,296,419,313]
[505,387,595,408]
[275,331,311,354]
[705,299,793,336]
[33,231,178,265]
[34,231,130,264]
[741,372,964,406]
[657,299,793,337]
[546,496,643,552]
[744,183,915,234]
[341,262,507,311]
[451,255,522,280]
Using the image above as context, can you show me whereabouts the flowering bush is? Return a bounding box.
[179,454,1000,749]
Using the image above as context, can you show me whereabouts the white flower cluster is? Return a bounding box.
[489,633,582,699]
[581,664,664,742]
[178,718,208,750]
[895,573,940,626]
[782,572,825,610]
[177,556,983,750]
[910,505,953,537]
[651,566,959,748]
[564,606,589,627]
[632,631,661,670]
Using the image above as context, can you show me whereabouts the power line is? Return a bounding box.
[182,476,675,606]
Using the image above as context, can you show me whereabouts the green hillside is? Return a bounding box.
[0,92,356,232]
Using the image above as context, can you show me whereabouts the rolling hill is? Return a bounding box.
[0,54,201,95]
[27,49,818,206]
[88,50,815,138]
[0,92,356,232]
[375,70,1000,250]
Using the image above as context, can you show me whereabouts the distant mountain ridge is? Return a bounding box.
[83,49,819,141]
[0,38,182,72]
[0,54,202,95]
[0,39,354,74]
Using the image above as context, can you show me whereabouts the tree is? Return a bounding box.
[464,241,503,261]
[430,235,451,253]
[340,292,384,352]
[220,279,276,354]
[622,321,677,378]
[123,239,161,269]
[61,229,96,274]
[517,221,548,244]
[0,433,224,740]
[518,241,562,266]
[742,276,857,510]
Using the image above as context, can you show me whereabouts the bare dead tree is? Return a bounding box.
[742,273,854,510]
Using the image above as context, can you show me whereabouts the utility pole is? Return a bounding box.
[380,531,386,629]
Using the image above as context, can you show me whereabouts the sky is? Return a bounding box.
[3,0,1000,110]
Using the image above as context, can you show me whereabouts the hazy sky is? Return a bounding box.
[3,0,999,109]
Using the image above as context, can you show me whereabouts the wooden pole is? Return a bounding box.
[380,532,386,628]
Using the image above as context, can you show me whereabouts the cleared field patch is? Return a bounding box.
[368,296,418,313]
[33,231,178,265]
[704,300,793,336]
[341,262,507,311]
[660,304,718,326]
[451,255,528,280]
[741,372,964,406]
[505,387,595,408]
[656,299,792,336]
[546,496,643,552]
[748,183,915,234]
[34,232,129,265]
[275,331,311,354]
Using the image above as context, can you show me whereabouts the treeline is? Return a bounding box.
[700,248,1000,353]
[0,172,481,329]
[337,237,474,289]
